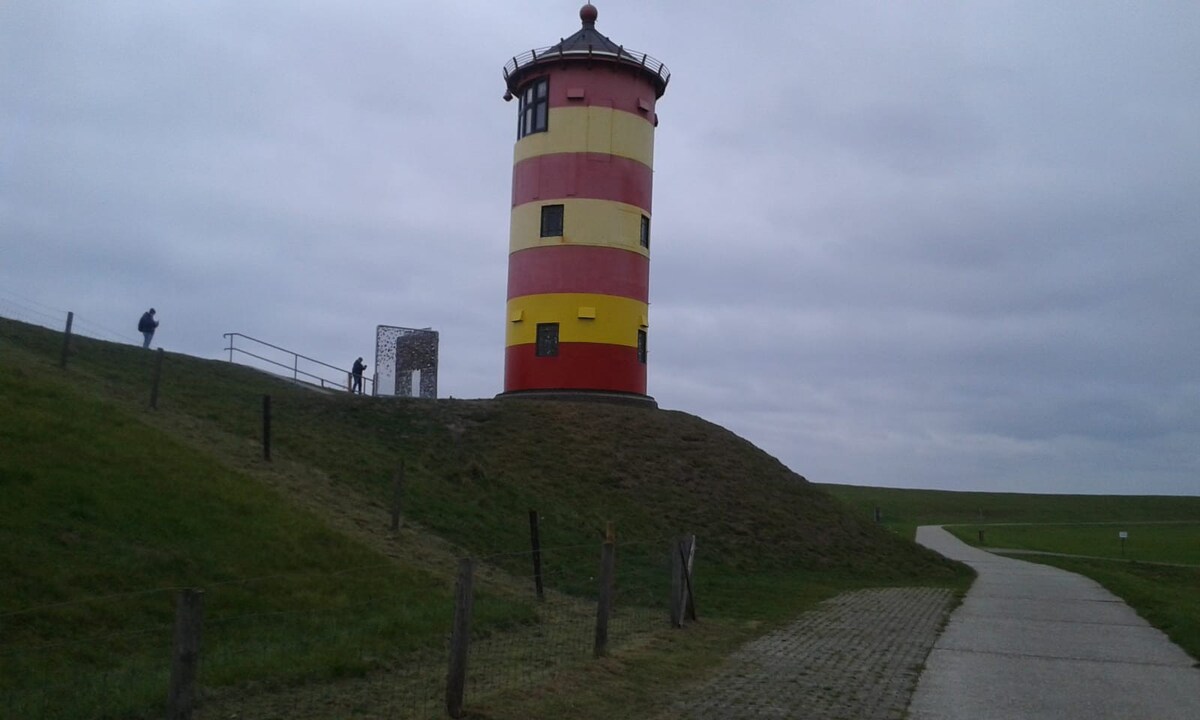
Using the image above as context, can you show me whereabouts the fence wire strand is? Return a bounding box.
[3,511,687,720]
[0,293,139,345]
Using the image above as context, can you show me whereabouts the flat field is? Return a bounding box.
[948,521,1200,565]
[819,483,1200,663]
[818,482,1200,541]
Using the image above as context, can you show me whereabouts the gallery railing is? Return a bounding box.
[503,44,670,87]
[222,332,374,395]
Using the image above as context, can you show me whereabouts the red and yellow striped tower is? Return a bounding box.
[501,3,669,405]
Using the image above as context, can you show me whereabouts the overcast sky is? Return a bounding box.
[3,1,1198,495]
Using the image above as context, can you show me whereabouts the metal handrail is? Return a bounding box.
[503,45,670,86]
[222,332,375,395]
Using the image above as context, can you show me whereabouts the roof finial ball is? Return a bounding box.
[580,3,598,27]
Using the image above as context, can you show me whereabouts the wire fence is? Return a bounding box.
[0,293,365,397]
[1,536,693,720]
[460,539,674,704]
[0,290,141,346]
[2,308,699,717]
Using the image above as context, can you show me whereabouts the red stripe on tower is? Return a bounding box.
[512,153,653,211]
[507,246,649,301]
[505,343,647,395]
[541,67,660,115]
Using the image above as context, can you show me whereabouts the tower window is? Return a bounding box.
[640,215,650,249]
[540,204,564,237]
[637,330,647,364]
[536,323,559,357]
[518,78,549,139]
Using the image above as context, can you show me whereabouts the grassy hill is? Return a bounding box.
[0,317,968,718]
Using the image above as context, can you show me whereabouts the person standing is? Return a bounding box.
[138,308,159,349]
[351,357,367,394]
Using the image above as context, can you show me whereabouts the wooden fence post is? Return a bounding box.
[445,558,475,719]
[593,539,616,657]
[261,395,271,462]
[670,537,683,628]
[681,535,697,622]
[149,348,165,409]
[669,535,698,627]
[58,311,74,369]
[390,460,405,532]
[528,510,544,600]
[166,588,204,720]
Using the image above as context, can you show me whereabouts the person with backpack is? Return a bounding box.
[351,357,367,394]
[138,308,159,349]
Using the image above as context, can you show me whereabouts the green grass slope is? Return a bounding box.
[1,330,530,717]
[0,361,445,620]
[1,318,968,717]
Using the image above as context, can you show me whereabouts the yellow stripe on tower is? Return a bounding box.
[514,107,655,166]
[505,293,648,347]
[510,199,649,256]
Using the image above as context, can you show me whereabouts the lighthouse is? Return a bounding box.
[501,3,669,405]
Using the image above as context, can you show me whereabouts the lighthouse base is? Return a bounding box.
[495,389,658,409]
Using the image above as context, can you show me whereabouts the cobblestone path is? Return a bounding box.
[673,587,956,720]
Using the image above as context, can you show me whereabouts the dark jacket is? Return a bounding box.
[138,312,158,332]
[352,359,367,377]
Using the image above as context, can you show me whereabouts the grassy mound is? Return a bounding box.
[1,317,967,717]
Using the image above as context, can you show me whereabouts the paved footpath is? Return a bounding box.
[909,525,1200,720]
[673,587,956,719]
